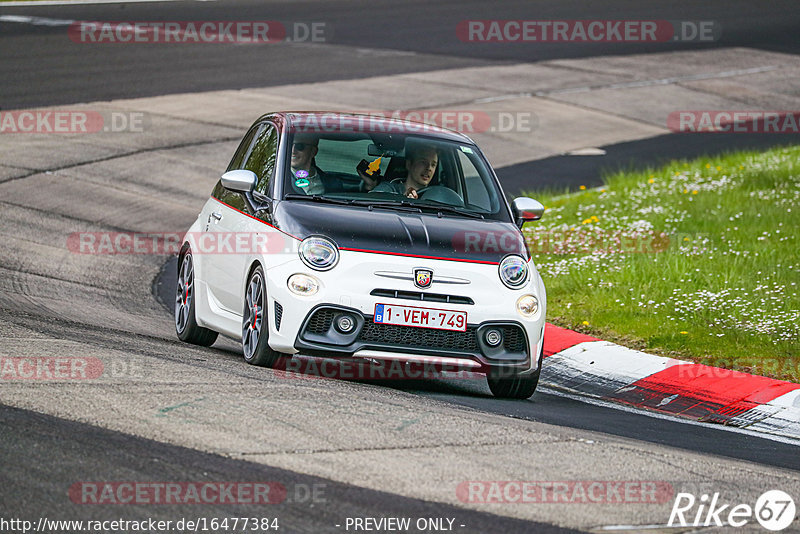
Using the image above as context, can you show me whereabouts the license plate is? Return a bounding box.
[373,303,467,332]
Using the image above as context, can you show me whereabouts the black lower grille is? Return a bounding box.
[307,308,335,334]
[501,325,526,352]
[358,319,479,352]
[274,301,283,331]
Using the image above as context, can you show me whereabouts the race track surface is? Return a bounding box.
[1,1,799,532]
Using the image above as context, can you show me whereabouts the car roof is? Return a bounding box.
[255,111,476,144]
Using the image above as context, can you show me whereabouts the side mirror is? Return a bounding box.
[221,169,257,193]
[512,197,545,227]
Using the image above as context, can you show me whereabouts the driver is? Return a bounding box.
[359,141,438,199]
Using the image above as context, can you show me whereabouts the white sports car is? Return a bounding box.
[175,112,547,398]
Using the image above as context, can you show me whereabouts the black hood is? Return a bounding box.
[273,200,527,263]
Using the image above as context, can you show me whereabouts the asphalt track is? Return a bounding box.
[1,1,799,532]
[0,404,575,534]
[2,0,800,109]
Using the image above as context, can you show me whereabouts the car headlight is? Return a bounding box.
[288,273,320,296]
[499,255,528,288]
[516,294,539,317]
[299,236,339,271]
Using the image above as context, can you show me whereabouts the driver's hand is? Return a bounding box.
[405,187,418,199]
[356,160,379,191]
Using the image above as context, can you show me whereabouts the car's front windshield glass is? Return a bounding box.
[282,127,510,221]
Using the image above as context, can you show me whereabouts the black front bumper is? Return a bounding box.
[293,304,534,371]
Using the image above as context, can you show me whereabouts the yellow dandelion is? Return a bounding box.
[680,331,688,335]
[683,189,689,194]
[579,185,586,190]
[716,166,721,171]
[600,189,606,193]
[692,190,698,195]
[705,164,711,169]
[683,237,690,242]
[648,178,655,184]
[582,321,589,326]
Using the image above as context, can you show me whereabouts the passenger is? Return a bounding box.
[289,135,342,194]
[358,142,438,199]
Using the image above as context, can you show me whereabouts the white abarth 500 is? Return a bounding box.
[175,112,547,398]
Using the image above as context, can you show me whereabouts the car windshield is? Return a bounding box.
[282,130,511,221]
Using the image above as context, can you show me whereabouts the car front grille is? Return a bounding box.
[301,308,527,358]
[358,318,480,353]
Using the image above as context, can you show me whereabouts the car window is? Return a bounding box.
[283,132,511,222]
[314,139,389,175]
[227,125,260,172]
[458,149,494,212]
[244,124,279,195]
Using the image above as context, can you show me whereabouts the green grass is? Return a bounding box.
[523,145,800,382]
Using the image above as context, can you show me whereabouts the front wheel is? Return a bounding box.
[487,344,542,399]
[175,250,218,347]
[487,369,540,399]
[242,266,283,368]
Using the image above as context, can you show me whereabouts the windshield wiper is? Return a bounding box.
[417,204,485,219]
[284,194,354,206]
[349,200,423,213]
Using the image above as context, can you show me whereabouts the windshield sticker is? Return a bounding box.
[295,178,310,188]
[460,146,474,154]
[295,170,309,178]
[367,157,382,176]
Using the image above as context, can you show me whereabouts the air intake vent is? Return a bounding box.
[274,301,283,331]
[370,289,474,305]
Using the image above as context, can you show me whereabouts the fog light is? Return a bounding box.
[516,295,539,317]
[288,273,319,296]
[335,314,356,333]
[485,329,503,347]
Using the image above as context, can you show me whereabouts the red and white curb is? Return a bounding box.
[541,323,800,440]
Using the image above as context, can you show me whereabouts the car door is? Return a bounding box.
[206,122,279,314]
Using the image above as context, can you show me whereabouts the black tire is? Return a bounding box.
[487,344,543,399]
[175,250,218,347]
[487,368,540,399]
[242,265,283,368]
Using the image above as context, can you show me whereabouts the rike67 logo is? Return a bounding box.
[669,490,796,531]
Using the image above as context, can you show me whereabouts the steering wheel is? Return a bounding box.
[414,185,464,205]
